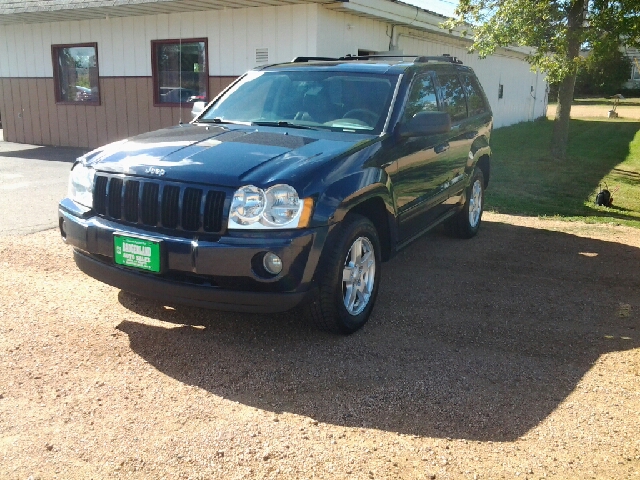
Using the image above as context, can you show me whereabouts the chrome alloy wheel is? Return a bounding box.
[468,179,483,228]
[342,236,376,316]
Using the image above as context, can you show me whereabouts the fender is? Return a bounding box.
[464,134,491,187]
[313,169,395,226]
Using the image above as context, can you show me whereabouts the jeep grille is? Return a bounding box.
[93,174,226,233]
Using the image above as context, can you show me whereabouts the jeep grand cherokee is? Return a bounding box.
[59,55,492,334]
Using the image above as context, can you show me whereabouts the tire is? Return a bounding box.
[306,214,381,334]
[444,167,485,239]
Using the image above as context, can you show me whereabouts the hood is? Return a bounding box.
[87,124,371,188]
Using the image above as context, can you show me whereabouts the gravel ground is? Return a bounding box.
[1,213,639,479]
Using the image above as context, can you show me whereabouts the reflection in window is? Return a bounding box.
[52,44,100,104]
[438,74,468,122]
[461,74,487,117]
[153,39,208,105]
[402,74,439,122]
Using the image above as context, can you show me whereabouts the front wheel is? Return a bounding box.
[444,167,485,239]
[306,215,381,334]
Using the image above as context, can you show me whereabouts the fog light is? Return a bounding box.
[263,252,283,275]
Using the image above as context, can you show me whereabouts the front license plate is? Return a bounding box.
[114,235,161,273]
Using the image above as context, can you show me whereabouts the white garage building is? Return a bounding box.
[0,0,548,149]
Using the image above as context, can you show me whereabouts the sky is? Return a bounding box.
[402,0,458,17]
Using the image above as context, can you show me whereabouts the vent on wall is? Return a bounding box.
[256,48,269,64]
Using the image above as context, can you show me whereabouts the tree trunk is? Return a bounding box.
[550,0,585,159]
[551,72,577,158]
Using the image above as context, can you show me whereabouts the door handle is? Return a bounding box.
[435,143,450,154]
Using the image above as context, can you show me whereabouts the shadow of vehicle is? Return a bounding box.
[0,144,88,162]
[116,219,640,442]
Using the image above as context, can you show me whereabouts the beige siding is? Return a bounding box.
[0,5,320,78]
[316,8,390,57]
[0,3,548,148]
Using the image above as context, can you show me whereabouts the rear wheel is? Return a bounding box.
[444,167,484,239]
[306,214,381,334]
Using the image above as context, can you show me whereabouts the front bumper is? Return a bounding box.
[59,198,329,313]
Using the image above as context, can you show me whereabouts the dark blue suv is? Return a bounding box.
[59,55,492,334]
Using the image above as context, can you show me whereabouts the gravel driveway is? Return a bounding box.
[1,213,639,479]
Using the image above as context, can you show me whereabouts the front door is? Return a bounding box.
[388,73,453,242]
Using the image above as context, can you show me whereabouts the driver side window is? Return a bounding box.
[402,74,439,123]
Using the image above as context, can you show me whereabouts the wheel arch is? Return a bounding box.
[345,196,394,262]
[477,153,490,188]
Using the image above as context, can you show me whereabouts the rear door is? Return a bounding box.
[433,69,472,203]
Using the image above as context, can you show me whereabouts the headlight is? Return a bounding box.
[228,184,313,229]
[68,162,95,208]
[229,185,266,225]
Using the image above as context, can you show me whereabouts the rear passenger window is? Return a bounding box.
[402,74,439,122]
[461,74,487,117]
[437,74,467,122]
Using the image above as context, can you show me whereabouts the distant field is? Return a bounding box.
[547,97,640,119]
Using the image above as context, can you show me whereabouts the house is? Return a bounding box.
[624,46,640,89]
[0,0,549,149]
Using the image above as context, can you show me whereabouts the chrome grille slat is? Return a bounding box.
[92,174,226,234]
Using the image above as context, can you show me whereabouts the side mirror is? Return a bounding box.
[191,101,206,120]
[398,111,451,138]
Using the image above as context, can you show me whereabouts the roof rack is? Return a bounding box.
[291,56,340,63]
[291,54,463,65]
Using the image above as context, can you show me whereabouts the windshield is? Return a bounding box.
[200,70,399,134]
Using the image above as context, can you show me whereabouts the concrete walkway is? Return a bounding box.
[0,136,88,236]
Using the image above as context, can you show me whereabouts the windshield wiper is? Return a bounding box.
[198,117,253,126]
[252,121,318,130]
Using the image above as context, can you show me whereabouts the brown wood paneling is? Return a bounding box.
[113,77,129,141]
[219,76,237,94]
[46,78,60,147]
[147,78,161,132]
[76,104,89,148]
[66,103,80,148]
[1,79,15,142]
[56,103,70,147]
[136,77,150,135]
[85,104,99,149]
[95,78,109,147]
[208,77,220,99]
[36,79,51,146]
[159,103,173,130]
[103,78,119,144]
[19,79,33,144]
[124,77,140,138]
[0,75,238,147]
[0,80,6,140]
[10,79,25,143]
[26,79,42,145]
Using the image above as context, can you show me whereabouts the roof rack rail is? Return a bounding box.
[336,54,463,64]
[290,54,463,65]
[291,56,339,63]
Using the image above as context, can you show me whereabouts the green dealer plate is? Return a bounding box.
[114,235,161,273]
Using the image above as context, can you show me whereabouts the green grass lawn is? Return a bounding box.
[485,117,640,228]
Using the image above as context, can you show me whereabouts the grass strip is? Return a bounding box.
[485,117,640,228]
